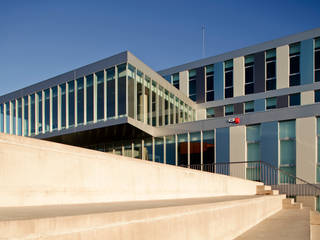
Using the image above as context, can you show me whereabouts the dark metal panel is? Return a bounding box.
[234,103,244,114]
[196,67,205,103]
[216,128,230,163]
[214,106,224,117]
[254,51,265,93]
[277,95,288,108]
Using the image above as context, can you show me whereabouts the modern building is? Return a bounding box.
[1,28,320,185]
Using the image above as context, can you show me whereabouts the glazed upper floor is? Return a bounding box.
[158,27,320,104]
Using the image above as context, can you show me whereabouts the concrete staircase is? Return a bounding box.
[0,133,312,239]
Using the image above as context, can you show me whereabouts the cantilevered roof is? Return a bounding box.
[158,27,320,76]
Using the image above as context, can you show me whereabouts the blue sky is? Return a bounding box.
[0,0,319,96]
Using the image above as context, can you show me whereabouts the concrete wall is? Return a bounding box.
[0,133,262,207]
[233,57,245,97]
[276,45,289,89]
[229,126,246,179]
[179,71,188,96]
[296,117,317,183]
[301,90,314,105]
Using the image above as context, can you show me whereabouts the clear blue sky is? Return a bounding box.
[0,0,319,96]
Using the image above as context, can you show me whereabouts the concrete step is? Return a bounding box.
[283,202,303,209]
[235,208,310,240]
[0,195,285,240]
[257,189,279,195]
[282,198,294,204]
[256,185,272,192]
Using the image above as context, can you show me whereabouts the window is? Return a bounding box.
[279,120,296,183]
[266,49,276,90]
[133,140,142,159]
[246,125,261,181]
[289,93,301,106]
[206,107,215,118]
[0,104,3,133]
[137,70,144,122]
[190,132,201,165]
[245,101,254,113]
[118,64,127,117]
[206,65,214,101]
[315,90,320,102]
[189,69,197,101]
[155,137,164,163]
[30,94,35,134]
[37,91,43,133]
[203,130,215,166]
[172,73,179,89]
[23,96,29,135]
[68,81,75,126]
[106,67,115,119]
[317,118,320,182]
[225,104,234,116]
[166,135,176,165]
[144,138,153,161]
[178,133,188,166]
[289,43,301,86]
[86,74,94,123]
[96,71,104,120]
[158,86,164,126]
[127,64,135,119]
[44,89,50,132]
[245,55,254,95]
[17,99,22,135]
[266,97,277,110]
[60,84,66,128]
[224,60,233,98]
[151,81,157,126]
[52,87,58,130]
[11,100,16,135]
[315,38,320,82]
[5,102,10,134]
[164,90,169,125]
[77,78,84,124]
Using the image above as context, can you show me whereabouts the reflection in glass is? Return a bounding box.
[5,102,10,134]
[86,75,94,122]
[17,99,22,135]
[166,135,175,165]
[107,68,115,118]
[23,96,29,136]
[68,81,75,126]
[11,101,16,135]
[203,130,214,166]
[144,138,153,161]
[30,94,35,134]
[44,89,50,132]
[134,140,142,159]
[190,132,201,165]
[96,71,104,120]
[155,137,164,163]
[52,87,58,130]
[178,133,188,166]
[118,64,127,116]
[37,92,42,133]
[60,84,66,128]
[77,78,84,124]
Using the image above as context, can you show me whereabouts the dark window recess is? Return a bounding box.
[225,88,233,98]
[245,83,254,95]
[225,72,233,87]
[206,92,214,101]
[316,70,320,82]
[289,93,301,106]
[207,76,214,91]
[266,79,276,91]
[315,51,320,69]
[315,90,320,102]
[290,74,301,86]
[189,80,196,95]
[189,95,197,101]
[245,67,254,83]
[290,56,300,74]
[267,61,276,78]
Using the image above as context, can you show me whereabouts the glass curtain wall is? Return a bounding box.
[266,49,276,90]
[68,81,75,126]
[317,118,320,182]
[172,73,179,89]
[77,78,84,124]
[144,137,153,161]
[188,69,197,101]
[106,68,115,119]
[245,55,255,94]
[128,64,135,118]
[17,99,22,135]
[52,87,58,130]
[44,89,50,132]
[206,65,214,101]
[137,70,144,122]
[60,84,66,128]
[178,133,188,166]
[279,120,296,183]
[11,101,16,135]
[166,135,175,165]
[246,125,261,181]
[164,90,169,125]
[30,94,35,134]
[158,86,164,126]
[169,93,174,124]
[289,43,301,86]
[315,38,320,82]
[145,76,151,125]
[224,60,233,98]
[133,140,142,159]
[5,102,10,134]
[0,104,3,133]
[190,132,201,166]
[23,96,29,136]
[118,64,127,117]
[37,92,42,133]
[86,74,94,123]
[203,130,215,170]
[155,137,164,163]
[96,71,104,120]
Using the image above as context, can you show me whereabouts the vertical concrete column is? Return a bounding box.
[276,45,289,89]
[261,121,279,167]
[216,127,230,163]
[254,99,265,112]
[300,39,314,85]
[233,56,245,97]
[229,126,246,179]
[296,117,316,183]
[301,91,314,105]
[214,62,224,100]
[179,71,188,96]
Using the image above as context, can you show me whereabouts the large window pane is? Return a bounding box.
[280,140,296,165]
[133,140,142,159]
[17,99,22,135]
[11,101,16,135]
[118,64,127,117]
[137,71,144,122]
[52,86,58,130]
[86,74,94,123]
[96,71,105,120]
[190,132,201,165]
[60,84,66,128]
[23,96,29,135]
[37,92,42,133]
[178,133,188,166]
[68,81,75,126]
[280,120,296,139]
[77,78,84,124]
[44,90,50,132]
[166,135,175,165]
[30,94,35,134]
[5,102,10,134]
[247,143,260,161]
[203,130,214,165]
[144,137,153,161]
[0,104,3,133]
[107,68,115,118]
[155,137,164,163]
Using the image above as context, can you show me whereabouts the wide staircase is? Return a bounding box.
[0,133,317,239]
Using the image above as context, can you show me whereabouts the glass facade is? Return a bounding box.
[189,69,197,101]
[86,74,94,123]
[266,97,277,109]
[178,133,188,166]
[106,67,115,119]
[96,71,104,120]
[315,38,320,82]
[245,55,255,95]
[17,99,22,135]
[279,120,296,183]
[52,87,58,130]
[37,91,43,133]
[266,49,276,90]
[77,78,84,124]
[289,43,301,86]
[5,102,10,134]
[224,60,233,98]
[155,137,164,163]
[23,96,29,136]
[225,104,234,116]
[206,107,215,118]
[60,84,66,128]
[190,132,201,165]
[166,135,175,165]
[0,104,3,133]
[245,101,254,113]
[30,94,35,134]
[246,125,261,181]
[68,81,75,126]
[172,73,179,89]
[118,64,127,117]
[206,65,214,101]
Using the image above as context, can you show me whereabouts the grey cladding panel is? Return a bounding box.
[214,106,224,117]
[254,51,266,93]
[196,67,205,104]
[277,95,288,108]
[234,103,244,114]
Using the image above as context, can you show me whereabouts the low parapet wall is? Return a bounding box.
[0,133,262,207]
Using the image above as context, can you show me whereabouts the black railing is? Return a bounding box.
[181,161,320,197]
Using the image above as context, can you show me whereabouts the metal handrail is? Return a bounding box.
[180,161,320,196]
